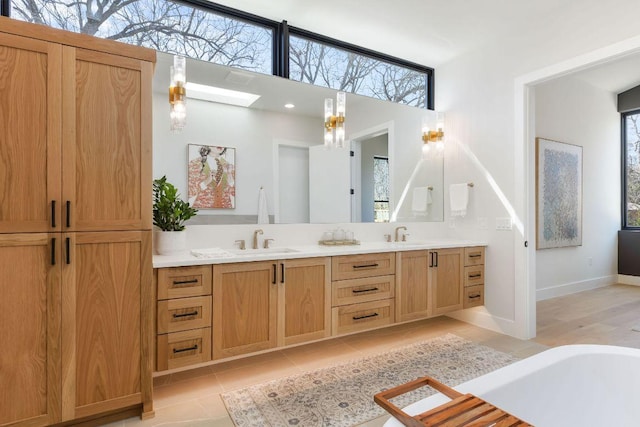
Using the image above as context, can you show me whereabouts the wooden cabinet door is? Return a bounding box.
[396,250,430,322]
[0,234,61,426]
[279,257,331,346]
[62,47,152,232]
[430,248,464,315]
[0,33,61,233]
[61,231,152,420]
[213,261,277,359]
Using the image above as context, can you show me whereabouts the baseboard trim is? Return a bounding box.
[617,274,640,286]
[446,309,518,338]
[536,275,616,301]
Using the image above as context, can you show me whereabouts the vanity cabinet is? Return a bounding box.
[213,257,331,359]
[430,248,464,315]
[0,18,155,425]
[396,250,430,322]
[330,253,396,335]
[156,265,212,371]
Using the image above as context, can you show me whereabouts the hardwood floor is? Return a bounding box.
[104,284,640,426]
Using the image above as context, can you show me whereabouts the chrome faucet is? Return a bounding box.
[253,229,263,249]
[394,226,407,242]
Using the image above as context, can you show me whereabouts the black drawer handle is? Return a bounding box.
[468,274,482,278]
[65,237,70,264]
[468,294,482,299]
[352,287,379,294]
[353,312,379,320]
[172,310,199,318]
[353,263,379,269]
[173,279,198,286]
[51,200,56,228]
[66,200,71,228]
[469,254,481,258]
[173,344,198,354]
[51,237,56,265]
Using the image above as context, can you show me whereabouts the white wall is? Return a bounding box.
[534,77,620,300]
[437,0,640,338]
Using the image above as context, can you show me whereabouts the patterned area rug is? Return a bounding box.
[221,334,518,426]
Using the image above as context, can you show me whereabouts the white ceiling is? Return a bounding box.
[207,0,640,94]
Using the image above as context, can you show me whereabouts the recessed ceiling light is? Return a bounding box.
[185,82,260,107]
[284,103,295,109]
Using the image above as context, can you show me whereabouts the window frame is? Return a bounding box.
[621,109,640,229]
[2,0,434,109]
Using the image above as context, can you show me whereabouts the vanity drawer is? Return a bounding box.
[157,265,212,300]
[464,247,485,266]
[463,285,484,309]
[332,275,395,306]
[157,296,212,334]
[332,299,394,335]
[332,253,395,281]
[464,265,484,287]
[157,327,212,371]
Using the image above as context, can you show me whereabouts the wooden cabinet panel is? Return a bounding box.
[0,33,61,234]
[332,275,395,307]
[213,261,278,359]
[464,246,485,266]
[464,265,484,287]
[157,265,212,300]
[332,299,395,335]
[332,252,395,281]
[464,285,485,309]
[280,257,331,346]
[62,48,152,232]
[157,296,212,334]
[62,231,151,420]
[0,234,61,426]
[157,328,212,371]
[431,248,464,315]
[396,250,430,322]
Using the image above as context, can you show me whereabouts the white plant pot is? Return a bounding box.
[154,230,187,255]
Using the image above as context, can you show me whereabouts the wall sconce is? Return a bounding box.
[324,91,346,148]
[169,55,186,132]
[422,112,445,157]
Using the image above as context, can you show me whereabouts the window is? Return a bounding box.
[373,156,390,223]
[8,0,274,74]
[289,35,430,108]
[623,110,640,227]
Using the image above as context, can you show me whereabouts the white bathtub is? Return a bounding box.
[383,345,640,426]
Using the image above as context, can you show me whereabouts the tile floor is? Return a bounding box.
[106,284,640,427]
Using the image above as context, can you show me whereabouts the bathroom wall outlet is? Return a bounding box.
[496,217,513,230]
[478,217,488,229]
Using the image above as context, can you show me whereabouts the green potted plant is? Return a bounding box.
[153,175,198,255]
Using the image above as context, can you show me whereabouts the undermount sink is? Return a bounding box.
[228,247,299,257]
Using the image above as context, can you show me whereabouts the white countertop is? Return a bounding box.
[153,239,486,268]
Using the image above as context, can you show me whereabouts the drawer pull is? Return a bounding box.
[468,274,482,278]
[51,238,56,265]
[352,263,379,269]
[469,254,481,258]
[51,200,56,228]
[173,344,198,354]
[468,294,481,299]
[352,287,379,294]
[172,310,199,318]
[173,279,199,286]
[353,312,379,320]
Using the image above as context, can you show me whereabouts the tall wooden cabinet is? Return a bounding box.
[0,17,155,426]
[396,250,430,322]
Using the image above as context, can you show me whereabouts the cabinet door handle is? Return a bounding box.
[469,274,482,278]
[173,279,198,286]
[352,263,379,269]
[352,287,379,294]
[469,254,481,258]
[66,201,71,228]
[468,294,481,300]
[51,200,56,228]
[173,344,198,354]
[172,311,199,318]
[272,263,277,284]
[434,252,438,267]
[353,312,379,320]
[280,263,285,283]
[65,237,70,265]
[51,238,56,265]
[429,252,433,268]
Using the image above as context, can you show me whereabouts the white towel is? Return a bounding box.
[412,187,432,215]
[450,183,469,217]
[257,187,269,224]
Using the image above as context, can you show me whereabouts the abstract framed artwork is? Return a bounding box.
[187,144,236,209]
[536,138,582,249]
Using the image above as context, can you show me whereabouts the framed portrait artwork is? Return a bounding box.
[535,138,582,249]
[187,144,236,209]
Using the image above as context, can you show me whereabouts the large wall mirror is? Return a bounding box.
[153,53,444,224]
